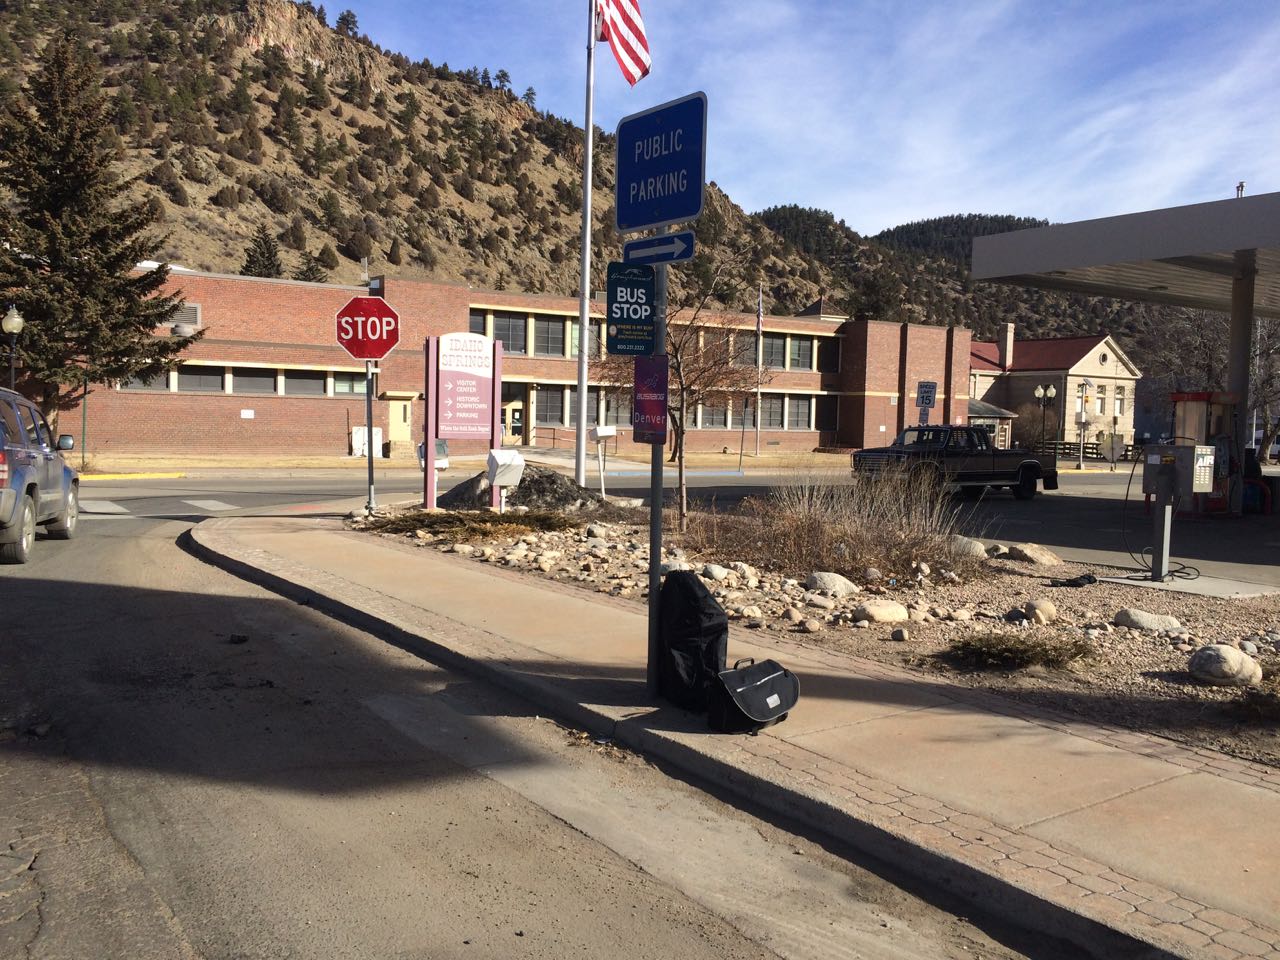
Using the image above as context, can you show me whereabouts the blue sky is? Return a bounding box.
[348,0,1280,235]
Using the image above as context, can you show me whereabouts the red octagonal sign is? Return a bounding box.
[336,295,400,361]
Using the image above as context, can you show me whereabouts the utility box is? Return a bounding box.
[487,448,525,488]
[588,425,616,443]
[1141,444,1214,497]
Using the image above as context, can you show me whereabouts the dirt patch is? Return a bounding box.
[439,465,608,512]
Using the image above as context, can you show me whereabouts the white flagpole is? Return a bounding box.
[755,284,762,457]
[573,0,597,487]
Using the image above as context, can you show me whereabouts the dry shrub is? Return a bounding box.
[360,509,579,541]
[681,467,983,579]
[946,631,1093,670]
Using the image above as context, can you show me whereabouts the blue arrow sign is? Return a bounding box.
[615,92,707,234]
[622,231,696,266]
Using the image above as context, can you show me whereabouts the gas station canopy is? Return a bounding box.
[971,191,1280,319]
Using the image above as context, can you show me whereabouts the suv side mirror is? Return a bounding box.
[56,434,74,451]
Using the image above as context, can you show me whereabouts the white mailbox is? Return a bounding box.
[487,449,526,488]
[588,425,616,443]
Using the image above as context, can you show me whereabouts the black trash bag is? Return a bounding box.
[708,658,800,734]
[658,571,728,711]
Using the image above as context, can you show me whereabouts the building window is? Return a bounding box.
[468,309,486,335]
[759,393,784,429]
[815,395,838,431]
[231,367,276,395]
[570,318,603,358]
[334,372,368,394]
[121,370,169,392]
[787,395,811,430]
[567,386,599,425]
[604,392,631,426]
[1095,385,1106,416]
[283,370,326,396]
[701,402,728,429]
[176,364,224,393]
[817,338,840,373]
[761,333,787,370]
[534,316,565,357]
[535,387,564,425]
[1115,386,1126,416]
[789,337,813,370]
[731,333,756,367]
[492,311,526,354]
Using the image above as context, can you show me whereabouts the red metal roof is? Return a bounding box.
[970,335,1106,372]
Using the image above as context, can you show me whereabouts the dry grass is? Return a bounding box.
[945,631,1094,670]
[680,467,984,580]
[360,509,580,541]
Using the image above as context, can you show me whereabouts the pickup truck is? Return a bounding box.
[851,425,1058,499]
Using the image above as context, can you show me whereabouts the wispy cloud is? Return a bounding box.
[358,0,1280,233]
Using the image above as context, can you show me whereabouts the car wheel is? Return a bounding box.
[1012,467,1038,500]
[47,484,78,540]
[0,495,36,564]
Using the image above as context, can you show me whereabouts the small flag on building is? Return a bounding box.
[598,0,651,86]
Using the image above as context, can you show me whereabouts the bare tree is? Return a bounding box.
[598,243,770,529]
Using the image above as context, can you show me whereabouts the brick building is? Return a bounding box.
[66,270,972,456]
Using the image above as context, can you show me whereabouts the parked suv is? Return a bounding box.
[0,387,79,563]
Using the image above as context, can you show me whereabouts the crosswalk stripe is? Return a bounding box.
[80,500,129,514]
[182,499,239,512]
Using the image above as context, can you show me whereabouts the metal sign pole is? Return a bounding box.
[424,337,437,508]
[365,359,376,512]
[646,227,669,698]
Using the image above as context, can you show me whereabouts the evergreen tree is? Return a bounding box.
[387,236,402,265]
[0,33,195,422]
[317,242,340,269]
[293,251,329,283]
[521,87,536,109]
[241,224,282,277]
[494,69,511,92]
[336,9,358,35]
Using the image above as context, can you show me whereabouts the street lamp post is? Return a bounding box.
[2,305,24,391]
[1076,377,1095,470]
[1033,383,1057,450]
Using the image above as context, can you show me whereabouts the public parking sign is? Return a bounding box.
[336,296,400,360]
[615,92,707,233]
[606,262,657,356]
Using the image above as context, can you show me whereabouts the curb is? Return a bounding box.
[184,520,1181,960]
[81,472,188,481]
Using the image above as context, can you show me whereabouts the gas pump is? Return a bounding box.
[1169,392,1238,513]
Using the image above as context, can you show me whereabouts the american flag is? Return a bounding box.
[598,0,651,86]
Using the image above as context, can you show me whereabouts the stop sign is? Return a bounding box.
[336,296,400,360]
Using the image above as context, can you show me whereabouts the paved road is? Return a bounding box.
[1,512,1047,958]
[79,465,1280,586]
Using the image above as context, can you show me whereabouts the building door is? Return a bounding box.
[501,383,525,446]
[387,398,412,452]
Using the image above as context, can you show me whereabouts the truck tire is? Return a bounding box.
[1012,467,1038,501]
[47,484,78,540]
[0,495,36,564]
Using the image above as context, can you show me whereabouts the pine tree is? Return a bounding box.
[0,33,195,423]
[293,251,329,283]
[317,242,339,269]
[387,236,402,265]
[241,224,282,277]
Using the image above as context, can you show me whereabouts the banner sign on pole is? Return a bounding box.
[606,262,657,356]
[633,355,669,444]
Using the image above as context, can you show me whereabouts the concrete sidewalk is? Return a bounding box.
[189,516,1280,960]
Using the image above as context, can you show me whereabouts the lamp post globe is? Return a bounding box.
[2,305,24,392]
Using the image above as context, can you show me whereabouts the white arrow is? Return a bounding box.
[444,381,453,391]
[636,235,688,261]
[445,398,453,407]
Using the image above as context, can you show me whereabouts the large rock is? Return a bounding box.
[702,563,731,581]
[1006,543,1063,566]
[1024,598,1058,625]
[1188,644,1263,687]
[1114,609,1182,632]
[806,571,859,597]
[947,535,989,561]
[852,600,910,624]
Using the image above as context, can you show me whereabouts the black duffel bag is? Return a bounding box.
[658,571,728,711]
[708,658,800,734]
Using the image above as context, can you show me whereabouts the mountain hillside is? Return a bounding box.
[0,0,1181,354]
